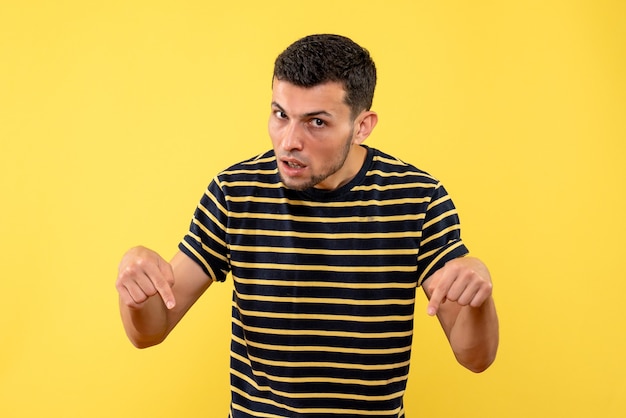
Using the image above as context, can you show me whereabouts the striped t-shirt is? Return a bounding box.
[179,145,468,417]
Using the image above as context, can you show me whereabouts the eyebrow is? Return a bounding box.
[271,101,333,119]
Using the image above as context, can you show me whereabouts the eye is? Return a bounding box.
[274,110,288,119]
[310,118,326,128]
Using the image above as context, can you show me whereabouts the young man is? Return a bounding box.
[116,34,499,417]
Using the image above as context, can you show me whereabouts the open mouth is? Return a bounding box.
[285,161,305,169]
[281,157,307,170]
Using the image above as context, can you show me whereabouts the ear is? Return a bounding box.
[352,111,378,145]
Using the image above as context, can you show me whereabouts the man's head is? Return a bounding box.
[269,34,379,192]
[273,34,377,119]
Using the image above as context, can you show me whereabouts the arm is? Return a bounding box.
[116,246,213,348]
[422,256,499,373]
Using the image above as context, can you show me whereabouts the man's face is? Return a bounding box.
[269,79,365,191]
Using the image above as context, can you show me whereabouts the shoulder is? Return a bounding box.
[212,150,280,197]
[214,150,278,183]
[219,150,276,175]
[365,147,441,189]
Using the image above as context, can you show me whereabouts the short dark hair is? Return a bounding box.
[273,34,377,118]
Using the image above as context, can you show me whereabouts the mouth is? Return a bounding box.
[281,157,307,170]
[285,160,305,169]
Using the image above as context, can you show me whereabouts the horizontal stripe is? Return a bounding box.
[221,180,282,189]
[229,244,418,257]
[371,155,408,167]
[231,260,417,273]
[418,224,461,248]
[229,346,410,386]
[231,386,403,416]
[232,317,414,340]
[230,367,406,402]
[234,303,414,323]
[225,211,426,223]
[232,347,412,371]
[225,195,431,208]
[365,169,434,180]
[233,276,417,289]
[231,402,290,418]
[221,169,277,176]
[232,334,411,356]
[226,228,422,240]
[240,155,276,165]
[234,289,416,307]
[422,208,458,230]
[427,192,451,210]
[352,182,437,192]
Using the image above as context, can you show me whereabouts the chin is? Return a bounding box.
[279,173,312,191]
[282,179,311,191]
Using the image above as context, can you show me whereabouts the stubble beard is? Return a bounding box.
[279,134,354,191]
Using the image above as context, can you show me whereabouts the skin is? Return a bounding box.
[423,256,499,372]
[269,79,378,191]
[116,79,499,372]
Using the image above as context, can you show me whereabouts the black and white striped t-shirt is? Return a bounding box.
[180,146,468,417]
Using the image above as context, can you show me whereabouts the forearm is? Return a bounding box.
[119,295,170,349]
[446,296,499,373]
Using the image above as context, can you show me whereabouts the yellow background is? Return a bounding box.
[1,1,624,417]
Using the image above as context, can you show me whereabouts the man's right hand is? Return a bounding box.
[116,246,177,310]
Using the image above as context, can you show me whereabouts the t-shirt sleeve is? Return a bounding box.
[416,182,469,286]
[178,177,231,282]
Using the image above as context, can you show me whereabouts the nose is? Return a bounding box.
[281,121,304,152]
